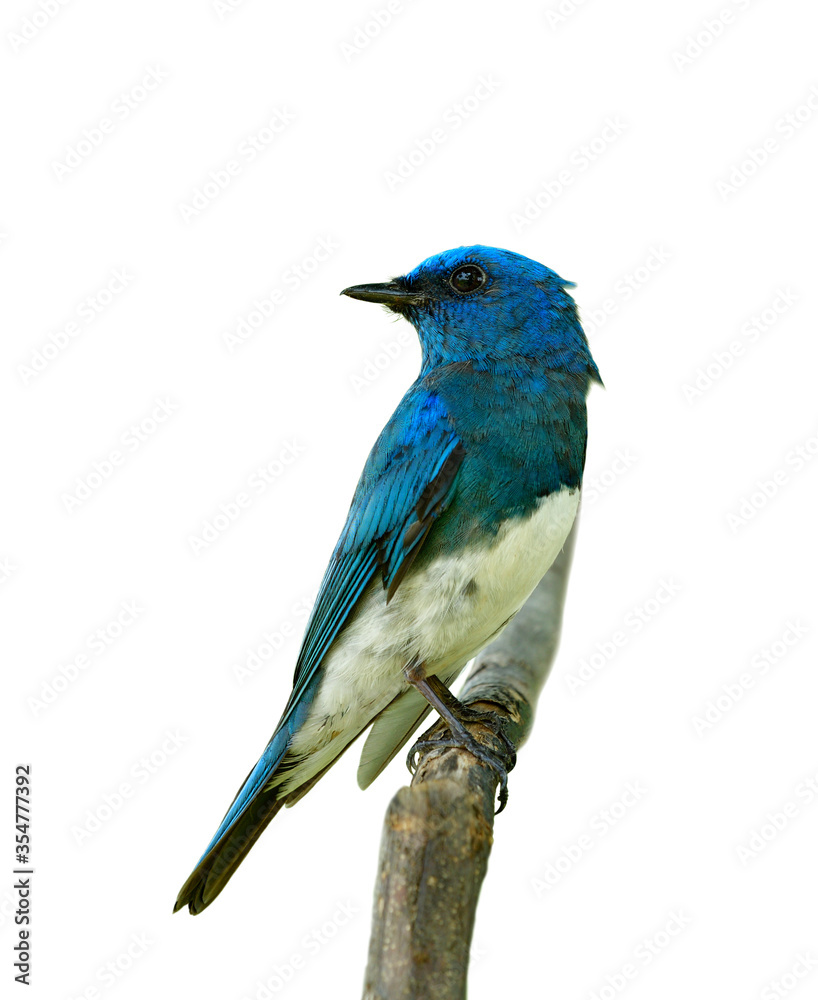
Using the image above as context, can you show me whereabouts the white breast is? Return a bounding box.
[279,487,579,789]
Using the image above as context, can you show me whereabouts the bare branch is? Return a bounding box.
[362,521,579,1000]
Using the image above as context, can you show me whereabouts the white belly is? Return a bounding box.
[279,487,579,788]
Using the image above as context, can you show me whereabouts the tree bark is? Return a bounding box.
[362,522,578,1000]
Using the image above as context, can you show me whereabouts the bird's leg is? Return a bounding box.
[403,661,516,812]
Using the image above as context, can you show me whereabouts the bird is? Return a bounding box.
[174,245,601,915]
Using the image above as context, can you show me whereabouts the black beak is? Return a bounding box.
[340,280,423,310]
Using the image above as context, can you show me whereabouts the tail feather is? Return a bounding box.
[174,784,287,914]
[176,662,467,914]
[174,724,293,915]
[175,695,368,913]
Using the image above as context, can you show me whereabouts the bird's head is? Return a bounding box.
[342,245,601,382]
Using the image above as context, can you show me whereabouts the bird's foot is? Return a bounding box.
[444,702,518,765]
[406,708,516,813]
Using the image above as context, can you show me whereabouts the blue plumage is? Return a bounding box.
[175,246,600,914]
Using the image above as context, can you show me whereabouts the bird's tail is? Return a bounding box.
[174,730,292,915]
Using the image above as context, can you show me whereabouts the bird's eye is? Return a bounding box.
[448,264,487,295]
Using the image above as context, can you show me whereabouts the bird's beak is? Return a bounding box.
[340,280,423,309]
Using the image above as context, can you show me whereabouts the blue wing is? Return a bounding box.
[281,385,465,727]
[174,385,465,913]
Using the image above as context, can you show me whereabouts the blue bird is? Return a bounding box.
[175,245,601,914]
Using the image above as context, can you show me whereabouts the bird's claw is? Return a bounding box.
[405,712,516,813]
[453,704,518,769]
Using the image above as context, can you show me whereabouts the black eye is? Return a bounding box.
[448,264,487,295]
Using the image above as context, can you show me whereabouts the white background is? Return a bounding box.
[3,1,817,997]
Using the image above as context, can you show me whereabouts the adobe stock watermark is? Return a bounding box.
[759,952,818,1000]
[726,426,818,532]
[0,889,17,931]
[682,287,798,403]
[544,0,594,29]
[582,246,671,339]
[468,939,489,967]
[583,448,638,506]
[68,931,153,999]
[672,0,759,72]
[211,0,250,18]
[584,909,694,1000]
[27,601,144,717]
[51,66,169,180]
[563,579,682,694]
[17,268,134,386]
[71,730,188,846]
[383,75,500,191]
[0,557,18,588]
[691,620,809,736]
[61,398,180,513]
[188,441,306,555]
[509,116,627,233]
[7,0,74,52]
[717,84,818,201]
[222,237,340,353]
[340,0,417,62]
[348,324,415,393]
[735,768,818,865]
[531,781,648,896]
[240,901,359,1000]
[230,597,314,685]
[177,108,296,222]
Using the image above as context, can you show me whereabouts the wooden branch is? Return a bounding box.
[362,522,579,1000]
